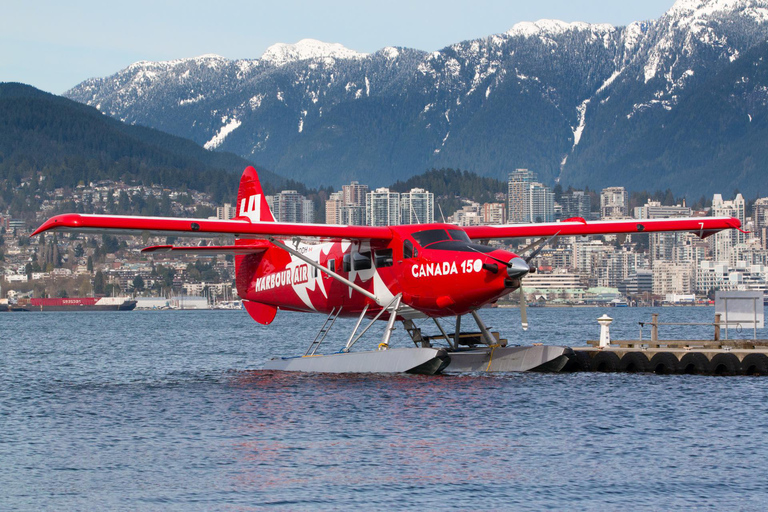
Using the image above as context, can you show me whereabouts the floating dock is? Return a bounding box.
[565,340,768,376]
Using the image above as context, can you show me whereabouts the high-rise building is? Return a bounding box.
[325,192,343,224]
[326,181,369,226]
[635,200,693,263]
[508,169,537,223]
[340,205,366,226]
[216,203,237,220]
[753,197,768,249]
[600,187,629,218]
[528,183,555,223]
[711,193,746,261]
[267,190,314,223]
[366,188,400,226]
[343,181,368,207]
[482,203,506,224]
[560,190,591,220]
[400,188,434,225]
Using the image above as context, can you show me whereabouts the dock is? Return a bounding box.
[563,307,768,376]
[565,341,768,376]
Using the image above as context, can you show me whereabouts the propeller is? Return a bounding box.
[518,287,529,331]
[468,232,559,332]
[515,232,560,331]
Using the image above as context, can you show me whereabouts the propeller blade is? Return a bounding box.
[524,231,560,263]
[518,287,529,331]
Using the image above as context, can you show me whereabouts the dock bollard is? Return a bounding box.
[598,314,613,348]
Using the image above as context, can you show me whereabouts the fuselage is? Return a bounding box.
[235,223,525,319]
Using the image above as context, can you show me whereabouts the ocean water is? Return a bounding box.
[2,307,767,510]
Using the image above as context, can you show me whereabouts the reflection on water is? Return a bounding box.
[1,308,767,509]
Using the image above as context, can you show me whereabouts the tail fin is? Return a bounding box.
[234,167,277,324]
[235,166,275,223]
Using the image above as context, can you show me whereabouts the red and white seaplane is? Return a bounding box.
[33,167,742,374]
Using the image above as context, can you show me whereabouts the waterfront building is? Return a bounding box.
[618,269,654,296]
[521,269,588,302]
[366,188,400,226]
[600,187,629,218]
[653,261,695,296]
[697,260,768,294]
[400,188,434,225]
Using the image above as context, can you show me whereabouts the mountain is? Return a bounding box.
[64,0,768,198]
[0,83,283,203]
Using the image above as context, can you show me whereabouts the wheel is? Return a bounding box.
[708,353,741,376]
[679,353,709,375]
[619,352,649,373]
[741,353,768,376]
[649,352,679,375]
[591,351,621,372]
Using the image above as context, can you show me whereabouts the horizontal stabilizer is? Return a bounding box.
[243,300,278,325]
[141,244,267,255]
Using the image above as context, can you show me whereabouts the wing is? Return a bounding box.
[31,213,393,241]
[141,244,268,255]
[462,216,743,240]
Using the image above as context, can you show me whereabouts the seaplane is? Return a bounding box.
[32,167,743,374]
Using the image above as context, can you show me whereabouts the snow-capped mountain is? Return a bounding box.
[65,0,768,196]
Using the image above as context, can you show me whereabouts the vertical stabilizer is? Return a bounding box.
[235,166,275,223]
[234,167,276,323]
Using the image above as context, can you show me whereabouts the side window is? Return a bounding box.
[353,251,372,271]
[404,239,414,259]
[374,249,393,268]
[342,253,351,272]
[328,259,336,273]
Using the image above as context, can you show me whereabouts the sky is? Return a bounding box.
[2,0,677,95]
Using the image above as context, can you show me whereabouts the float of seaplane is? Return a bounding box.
[32,167,743,374]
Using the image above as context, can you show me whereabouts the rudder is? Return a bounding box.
[235,166,275,223]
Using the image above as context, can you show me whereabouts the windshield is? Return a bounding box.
[412,229,451,247]
[427,241,497,253]
[447,229,471,242]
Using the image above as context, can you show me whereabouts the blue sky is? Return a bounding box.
[2,0,676,94]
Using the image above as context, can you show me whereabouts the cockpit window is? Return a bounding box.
[412,229,451,247]
[447,229,471,242]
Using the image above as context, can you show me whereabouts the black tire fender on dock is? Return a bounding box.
[679,352,709,375]
[741,353,768,376]
[649,352,680,375]
[591,351,621,372]
[563,350,592,372]
[709,353,741,376]
[618,352,649,373]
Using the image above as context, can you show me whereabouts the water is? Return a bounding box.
[2,307,767,510]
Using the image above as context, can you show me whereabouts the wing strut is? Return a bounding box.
[266,237,383,306]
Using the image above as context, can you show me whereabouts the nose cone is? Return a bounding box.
[507,257,530,279]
